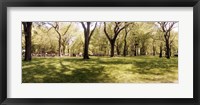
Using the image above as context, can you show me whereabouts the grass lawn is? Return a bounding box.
[22,56,178,83]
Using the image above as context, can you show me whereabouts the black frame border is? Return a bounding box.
[0,0,200,105]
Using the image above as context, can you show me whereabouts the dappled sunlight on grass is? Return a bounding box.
[22,56,178,83]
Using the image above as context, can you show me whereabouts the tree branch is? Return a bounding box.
[103,22,111,41]
[63,23,72,35]
[89,22,98,41]
[81,22,87,36]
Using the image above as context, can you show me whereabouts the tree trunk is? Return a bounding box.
[67,43,70,55]
[81,22,97,59]
[159,43,163,58]
[170,44,172,56]
[152,40,156,56]
[62,44,66,55]
[123,29,128,57]
[165,39,170,59]
[67,48,70,55]
[24,22,32,61]
[141,46,146,55]
[127,47,128,55]
[134,45,137,56]
[110,41,115,57]
[116,42,120,56]
[123,38,127,57]
[58,36,62,57]
[153,45,156,56]
[83,34,90,59]
[116,46,120,55]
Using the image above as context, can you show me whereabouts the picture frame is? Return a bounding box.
[0,0,200,105]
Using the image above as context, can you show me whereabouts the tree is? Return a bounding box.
[61,23,76,55]
[158,22,177,59]
[61,35,72,55]
[81,22,97,59]
[22,22,32,61]
[21,21,178,59]
[70,34,84,55]
[157,31,165,58]
[32,23,58,56]
[123,23,133,56]
[104,22,130,57]
[169,31,178,56]
[48,22,71,57]
[128,22,153,56]
[89,23,109,56]
[129,31,139,56]
[116,37,123,56]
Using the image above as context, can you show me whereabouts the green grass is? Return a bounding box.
[22,56,178,83]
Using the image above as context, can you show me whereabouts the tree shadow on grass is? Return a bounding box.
[22,57,178,83]
[97,60,133,65]
[22,59,110,83]
[129,58,178,75]
[62,57,134,65]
